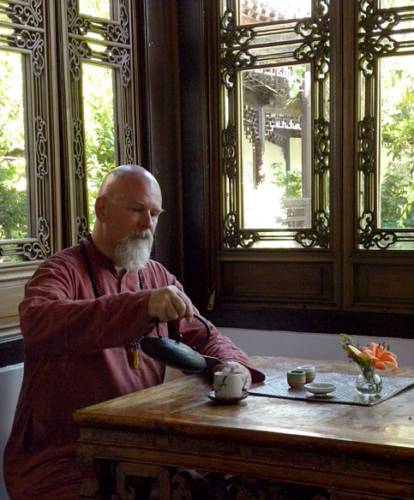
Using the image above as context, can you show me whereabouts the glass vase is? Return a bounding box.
[355,365,382,396]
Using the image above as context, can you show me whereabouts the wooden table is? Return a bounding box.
[74,357,414,500]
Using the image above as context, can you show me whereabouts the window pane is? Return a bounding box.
[79,0,111,19]
[0,51,27,246]
[82,64,116,228]
[241,65,312,232]
[240,0,311,25]
[379,0,414,7]
[379,55,414,230]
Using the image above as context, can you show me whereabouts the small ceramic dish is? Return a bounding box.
[304,382,336,396]
[207,390,248,404]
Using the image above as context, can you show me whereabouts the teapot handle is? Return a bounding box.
[166,314,211,351]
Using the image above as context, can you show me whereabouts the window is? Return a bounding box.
[209,0,414,313]
[0,0,140,338]
[357,0,414,250]
[221,0,328,250]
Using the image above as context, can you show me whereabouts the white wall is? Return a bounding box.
[0,364,23,500]
[164,329,414,382]
[219,328,414,366]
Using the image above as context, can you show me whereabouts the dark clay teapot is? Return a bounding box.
[140,314,222,373]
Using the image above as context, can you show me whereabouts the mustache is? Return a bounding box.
[130,230,152,240]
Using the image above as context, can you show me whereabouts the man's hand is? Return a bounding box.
[148,286,194,323]
[211,361,252,391]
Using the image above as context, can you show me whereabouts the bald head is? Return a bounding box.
[91,165,163,264]
[98,165,161,200]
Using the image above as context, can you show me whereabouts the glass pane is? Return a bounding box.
[379,55,414,230]
[241,65,312,231]
[241,0,312,25]
[79,0,111,19]
[379,0,414,7]
[82,63,116,228]
[0,51,27,245]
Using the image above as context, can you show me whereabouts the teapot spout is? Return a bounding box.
[203,356,222,369]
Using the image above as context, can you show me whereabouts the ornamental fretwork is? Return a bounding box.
[358,116,375,175]
[67,0,135,243]
[67,0,131,82]
[73,118,85,179]
[356,0,414,250]
[0,216,50,261]
[295,210,330,249]
[76,215,89,240]
[124,124,134,164]
[221,9,254,48]
[0,29,45,77]
[220,0,331,250]
[359,35,397,76]
[222,124,237,180]
[294,0,330,81]
[0,0,43,28]
[67,0,129,43]
[69,39,92,81]
[0,0,53,262]
[221,49,255,89]
[315,118,330,174]
[358,211,397,250]
[223,212,260,249]
[36,116,48,179]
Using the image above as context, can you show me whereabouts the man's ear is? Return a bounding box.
[95,196,107,222]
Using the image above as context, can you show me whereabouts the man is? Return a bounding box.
[4,165,265,499]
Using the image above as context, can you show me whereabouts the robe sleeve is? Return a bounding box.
[144,262,266,383]
[19,249,152,356]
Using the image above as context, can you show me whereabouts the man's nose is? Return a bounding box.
[139,211,152,229]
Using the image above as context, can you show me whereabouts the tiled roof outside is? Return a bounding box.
[241,0,311,23]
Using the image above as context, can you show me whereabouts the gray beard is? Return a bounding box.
[114,231,153,271]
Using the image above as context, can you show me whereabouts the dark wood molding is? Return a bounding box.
[0,337,24,368]
[177,0,212,308]
[139,0,184,280]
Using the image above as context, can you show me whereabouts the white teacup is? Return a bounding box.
[214,371,243,399]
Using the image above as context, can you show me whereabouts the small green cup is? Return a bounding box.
[287,369,306,389]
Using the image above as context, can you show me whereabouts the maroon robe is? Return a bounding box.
[4,237,265,499]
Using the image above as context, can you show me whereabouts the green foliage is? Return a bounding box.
[272,162,302,200]
[79,0,111,19]
[283,65,306,118]
[83,64,116,227]
[382,87,414,163]
[382,84,414,228]
[0,51,27,241]
[0,163,27,239]
[84,93,115,227]
[381,163,414,228]
[0,55,116,239]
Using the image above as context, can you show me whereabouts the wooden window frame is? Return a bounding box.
[179,0,414,336]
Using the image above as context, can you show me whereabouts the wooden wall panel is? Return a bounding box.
[0,264,36,339]
[221,262,334,305]
[0,285,24,319]
[354,265,414,310]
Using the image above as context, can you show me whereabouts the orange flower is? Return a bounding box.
[360,343,398,371]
